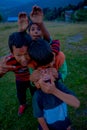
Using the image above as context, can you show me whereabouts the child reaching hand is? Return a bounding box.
[29,38,80,130]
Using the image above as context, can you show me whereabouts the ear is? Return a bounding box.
[28,60,37,69]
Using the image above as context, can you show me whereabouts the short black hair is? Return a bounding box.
[8,32,32,52]
[28,21,37,32]
[28,38,54,66]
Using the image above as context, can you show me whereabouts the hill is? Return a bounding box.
[0,0,83,21]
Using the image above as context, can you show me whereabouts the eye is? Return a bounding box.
[31,27,35,31]
[37,27,41,31]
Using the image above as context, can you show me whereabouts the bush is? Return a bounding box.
[74,9,87,21]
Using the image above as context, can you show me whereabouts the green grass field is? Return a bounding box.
[0,22,87,130]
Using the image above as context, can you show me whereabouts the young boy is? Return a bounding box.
[0,32,35,116]
[18,5,50,42]
[29,38,80,130]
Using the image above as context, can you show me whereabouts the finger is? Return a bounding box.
[0,68,8,73]
[1,56,7,64]
[33,6,42,13]
[3,65,16,69]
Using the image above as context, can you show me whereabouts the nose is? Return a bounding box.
[34,30,38,34]
[21,55,26,60]
[21,55,28,63]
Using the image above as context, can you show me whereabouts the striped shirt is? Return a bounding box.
[5,54,30,81]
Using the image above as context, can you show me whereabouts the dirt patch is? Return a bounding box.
[66,34,83,43]
[65,34,87,51]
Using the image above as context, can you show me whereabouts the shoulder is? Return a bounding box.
[32,90,43,104]
[33,90,44,100]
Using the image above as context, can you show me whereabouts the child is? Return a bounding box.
[29,38,80,130]
[0,32,35,116]
[18,5,67,81]
[18,5,50,42]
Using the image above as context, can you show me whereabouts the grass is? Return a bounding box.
[0,22,87,130]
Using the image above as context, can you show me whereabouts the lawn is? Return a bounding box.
[0,22,87,130]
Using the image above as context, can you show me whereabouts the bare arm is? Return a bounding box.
[38,78,80,109]
[30,5,50,41]
[52,86,80,108]
[38,117,49,130]
[18,12,29,32]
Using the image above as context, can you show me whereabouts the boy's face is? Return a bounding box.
[29,24,42,40]
[12,46,31,66]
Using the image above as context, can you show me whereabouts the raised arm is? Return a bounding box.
[30,5,50,41]
[18,12,29,32]
[38,78,80,109]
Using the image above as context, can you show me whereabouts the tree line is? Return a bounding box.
[43,0,87,22]
[0,0,87,22]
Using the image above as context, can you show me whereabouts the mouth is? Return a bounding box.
[21,61,28,66]
[33,35,40,39]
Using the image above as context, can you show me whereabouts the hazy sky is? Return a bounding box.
[0,0,37,9]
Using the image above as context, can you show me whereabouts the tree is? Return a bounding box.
[74,9,87,21]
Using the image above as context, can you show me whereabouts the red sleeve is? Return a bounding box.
[54,51,65,70]
[50,40,60,55]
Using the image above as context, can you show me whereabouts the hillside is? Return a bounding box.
[0,0,83,21]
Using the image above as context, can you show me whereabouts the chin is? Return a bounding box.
[21,63,28,66]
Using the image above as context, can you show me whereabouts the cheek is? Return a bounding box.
[26,55,31,61]
[29,31,33,35]
[39,31,42,36]
[15,56,20,62]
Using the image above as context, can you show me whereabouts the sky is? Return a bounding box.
[0,0,36,9]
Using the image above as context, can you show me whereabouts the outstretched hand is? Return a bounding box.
[0,56,16,74]
[18,12,29,32]
[30,5,43,24]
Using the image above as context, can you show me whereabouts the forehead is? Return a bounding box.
[18,12,27,18]
[12,46,28,53]
[30,23,39,28]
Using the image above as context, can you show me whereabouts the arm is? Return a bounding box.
[38,117,49,130]
[30,5,50,41]
[38,79,80,109]
[52,85,80,108]
[32,91,49,130]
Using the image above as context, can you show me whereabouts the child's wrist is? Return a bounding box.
[37,22,44,26]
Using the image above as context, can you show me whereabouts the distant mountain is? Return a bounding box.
[0,0,83,21]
